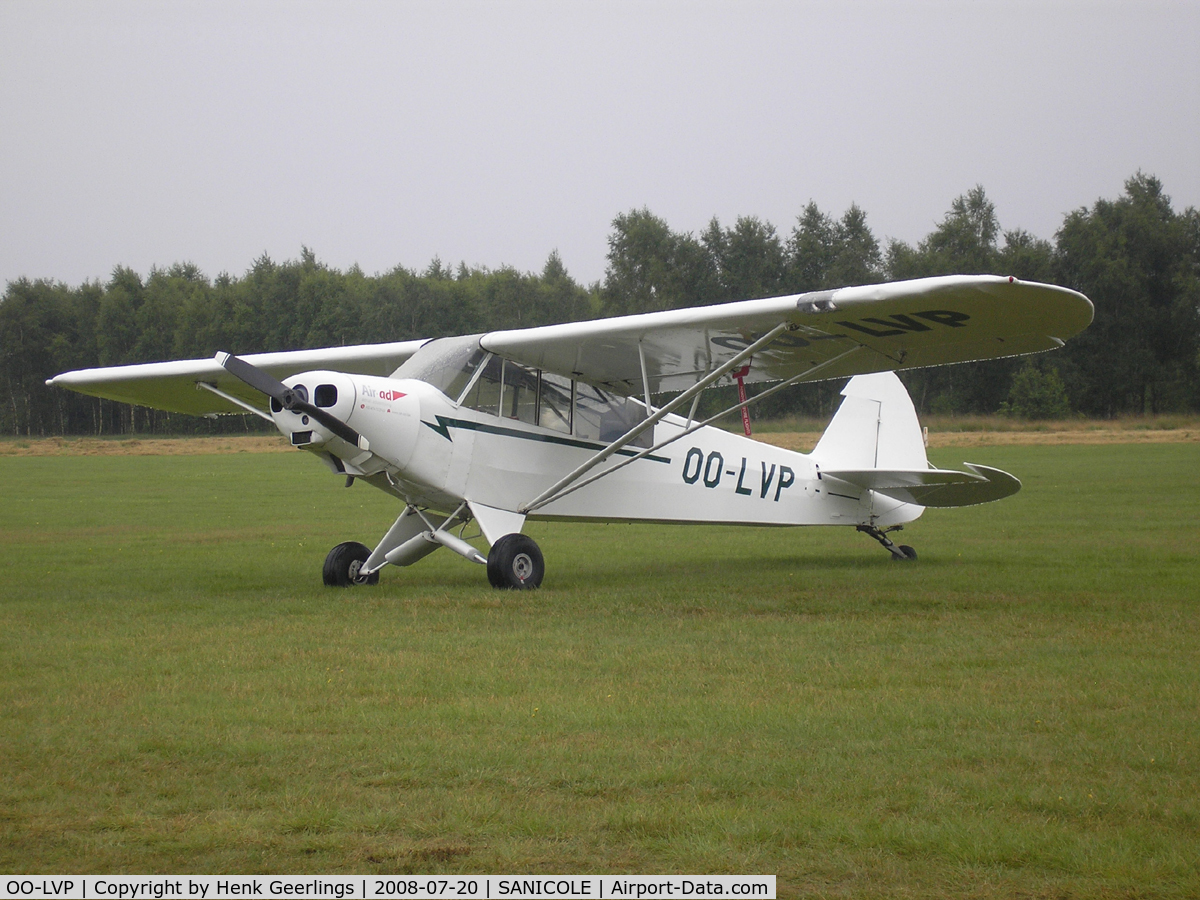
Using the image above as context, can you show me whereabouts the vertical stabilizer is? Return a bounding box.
[811,372,927,471]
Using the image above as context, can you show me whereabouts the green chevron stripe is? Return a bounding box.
[421,415,671,464]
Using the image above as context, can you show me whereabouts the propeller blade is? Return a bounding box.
[215,351,366,450]
[215,351,291,403]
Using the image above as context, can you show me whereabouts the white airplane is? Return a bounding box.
[49,275,1092,588]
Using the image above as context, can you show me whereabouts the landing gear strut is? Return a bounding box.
[857,525,917,561]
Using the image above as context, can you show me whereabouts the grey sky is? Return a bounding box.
[2,0,1197,290]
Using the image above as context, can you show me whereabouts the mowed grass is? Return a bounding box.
[1,443,1197,897]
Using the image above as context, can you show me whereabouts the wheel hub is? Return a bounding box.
[512,552,533,582]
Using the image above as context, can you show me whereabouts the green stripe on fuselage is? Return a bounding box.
[421,415,671,463]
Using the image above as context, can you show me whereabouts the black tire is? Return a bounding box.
[896,544,918,561]
[323,541,379,586]
[487,533,544,589]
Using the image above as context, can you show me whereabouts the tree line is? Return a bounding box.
[2,173,1197,436]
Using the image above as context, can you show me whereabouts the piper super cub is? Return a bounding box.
[49,274,1093,588]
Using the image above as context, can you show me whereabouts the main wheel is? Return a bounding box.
[896,544,918,561]
[323,541,379,586]
[487,533,544,589]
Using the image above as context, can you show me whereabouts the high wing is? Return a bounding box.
[48,275,1091,416]
[481,275,1093,395]
[47,340,426,416]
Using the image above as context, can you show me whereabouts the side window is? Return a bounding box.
[461,354,503,416]
[453,361,650,450]
[444,347,489,403]
[573,384,607,442]
[574,384,651,448]
[610,396,652,448]
[501,361,539,425]
[538,372,572,434]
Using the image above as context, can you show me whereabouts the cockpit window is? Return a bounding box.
[460,353,503,415]
[391,335,486,399]
[538,372,572,434]
[392,336,651,447]
[500,360,539,424]
[575,384,651,447]
[314,384,337,408]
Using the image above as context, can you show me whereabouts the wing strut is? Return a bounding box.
[637,341,653,412]
[518,323,796,515]
[521,345,863,514]
[196,381,274,422]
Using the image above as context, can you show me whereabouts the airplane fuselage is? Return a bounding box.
[271,371,921,531]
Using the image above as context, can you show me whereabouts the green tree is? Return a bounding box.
[999,360,1072,419]
[702,215,786,301]
[784,202,837,292]
[887,186,1011,413]
[1055,173,1200,415]
[997,229,1055,282]
[785,202,882,292]
[601,209,717,315]
[96,266,143,366]
[888,185,1000,279]
[537,250,592,324]
[0,278,101,434]
[827,204,883,288]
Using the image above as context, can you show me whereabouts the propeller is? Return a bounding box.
[215,351,367,449]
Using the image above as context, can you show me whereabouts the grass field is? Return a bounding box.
[1,438,1198,897]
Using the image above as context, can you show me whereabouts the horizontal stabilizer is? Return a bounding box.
[821,463,1021,507]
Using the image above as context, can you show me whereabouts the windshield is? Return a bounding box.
[391,335,485,399]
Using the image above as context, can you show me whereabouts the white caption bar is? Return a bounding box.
[2,876,775,900]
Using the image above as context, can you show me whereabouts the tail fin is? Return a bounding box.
[812,372,1020,509]
[811,372,927,471]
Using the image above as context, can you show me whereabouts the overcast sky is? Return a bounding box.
[2,0,1197,290]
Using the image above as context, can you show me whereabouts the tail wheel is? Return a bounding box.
[323,541,380,586]
[487,534,544,590]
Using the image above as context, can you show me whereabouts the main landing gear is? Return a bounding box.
[322,531,544,589]
[323,541,381,586]
[857,525,918,561]
[486,533,545,590]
